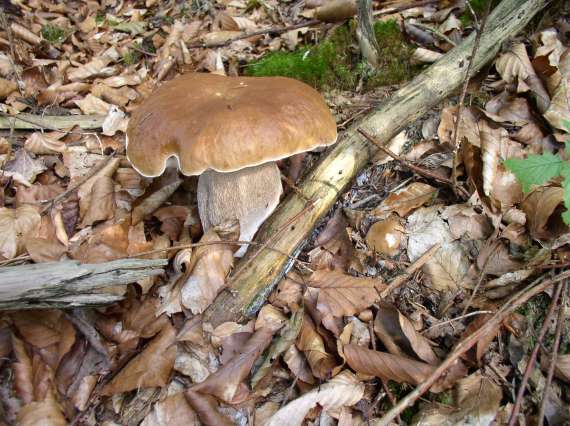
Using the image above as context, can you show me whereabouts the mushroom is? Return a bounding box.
[126,73,337,257]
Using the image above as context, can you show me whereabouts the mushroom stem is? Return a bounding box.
[197,162,283,257]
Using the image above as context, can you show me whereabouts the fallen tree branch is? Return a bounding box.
[204,0,549,327]
[0,112,106,130]
[0,258,167,309]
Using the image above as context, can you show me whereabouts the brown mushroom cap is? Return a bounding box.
[126,73,337,177]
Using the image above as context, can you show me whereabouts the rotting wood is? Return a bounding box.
[204,0,549,327]
[0,258,167,309]
[0,113,106,130]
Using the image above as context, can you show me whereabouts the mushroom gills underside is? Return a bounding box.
[197,161,283,257]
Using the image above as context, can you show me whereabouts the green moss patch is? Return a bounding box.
[41,24,68,44]
[246,19,419,91]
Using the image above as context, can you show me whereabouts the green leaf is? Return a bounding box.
[504,153,563,193]
[560,163,570,225]
[563,119,570,134]
[112,21,147,35]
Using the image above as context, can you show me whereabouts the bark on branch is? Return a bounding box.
[204,0,548,327]
[0,258,167,310]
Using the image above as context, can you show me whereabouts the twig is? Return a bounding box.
[187,20,321,49]
[40,154,116,213]
[128,239,310,267]
[376,269,570,426]
[0,112,106,133]
[409,22,457,46]
[450,0,491,195]
[422,310,495,333]
[507,281,565,426]
[358,128,471,198]
[537,283,566,426]
[380,243,440,298]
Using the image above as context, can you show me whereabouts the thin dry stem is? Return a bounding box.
[507,281,565,426]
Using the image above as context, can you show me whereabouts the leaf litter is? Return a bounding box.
[0,1,568,425]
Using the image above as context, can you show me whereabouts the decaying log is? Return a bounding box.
[0,113,106,130]
[204,0,548,327]
[0,258,167,310]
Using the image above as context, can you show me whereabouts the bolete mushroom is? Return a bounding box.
[126,73,337,256]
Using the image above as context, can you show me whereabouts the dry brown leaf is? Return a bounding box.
[495,43,550,112]
[437,106,481,147]
[181,229,234,314]
[101,321,176,395]
[283,344,315,384]
[411,47,443,64]
[365,214,403,256]
[266,370,364,426]
[459,314,497,364]
[4,149,47,186]
[24,132,67,155]
[309,269,384,318]
[67,47,120,82]
[344,344,436,387]
[373,182,437,218]
[80,176,116,227]
[269,272,304,312]
[132,171,183,225]
[422,241,471,292]
[374,303,439,365]
[309,210,353,270]
[191,328,273,403]
[412,371,502,425]
[297,313,338,380]
[0,205,41,259]
[185,390,233,426]
[0,77,17,98]
[141,392,199,426]
[441,204,493,240]
[16,396,66,426]
[521,186,568,240]
[479,120,524,209]
[406,206,454,262]
[12,335,34,404]
[74,94,111,115]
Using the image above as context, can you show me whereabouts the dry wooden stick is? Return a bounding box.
[508,281,565,426]
[376,269,570,426]
[380,243,440,298]
[0,112,106,131]
[537,283,567,426]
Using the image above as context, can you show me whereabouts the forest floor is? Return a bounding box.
[0,0,569,425]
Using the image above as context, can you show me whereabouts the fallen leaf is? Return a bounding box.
[344,344,436,387]
[366,214,403,256]
[181,229,234,314]
[308,269,384,318]
[441,204,493,240]
[297,313,338,380]
[185,390,233,426]
[16,396,66,426]
[0,77,17,98]
[406,206,454,262]
[4,149,47,186]
[191,327,274,403]
[374,303,439,365]
[24,132,67,155]
[373,182,437,218]
[0,205,41,259]
[412,371,502,426]
[283,344,315,385]
[67,47,119,82]
[132,170,183,225]
[422,241,471,292]
[80,176,116,227]
[74,94,111,115]
[495,43,550,113]
[554,354,570,384]
[141,392,199,426]
[521,186,567,240]
[309,210,353,270]
[266,370,364,426]
[101,322,176,395]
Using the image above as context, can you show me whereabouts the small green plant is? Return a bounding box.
[41,24,67,44]
[122,50,141,65]
[504,120,570,224]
